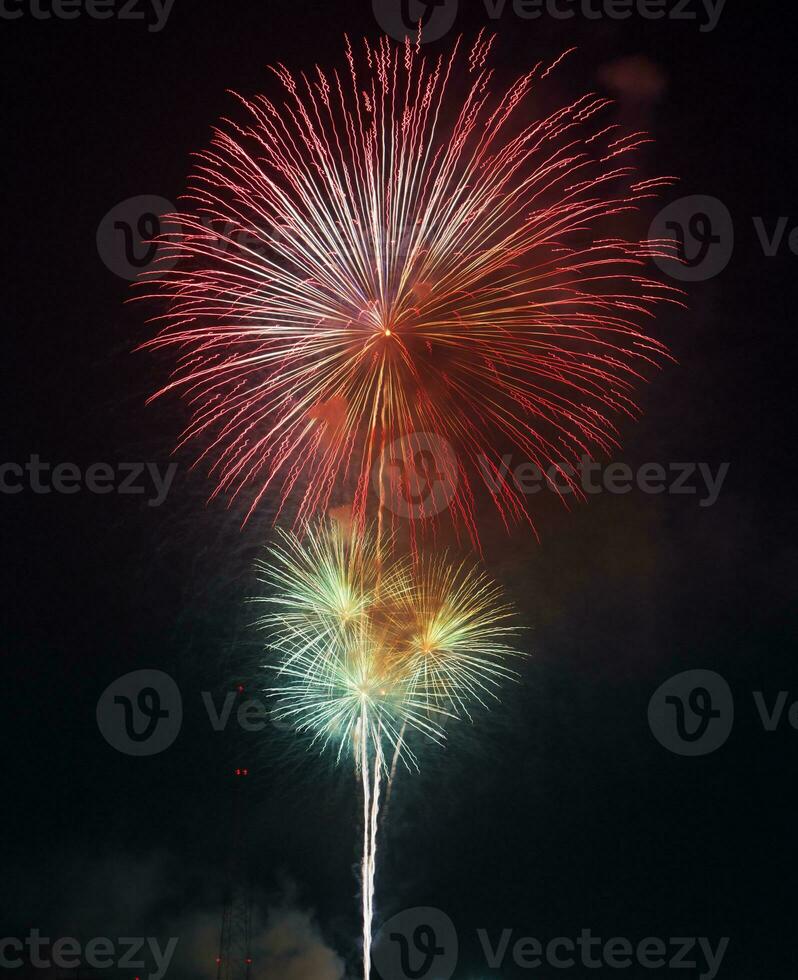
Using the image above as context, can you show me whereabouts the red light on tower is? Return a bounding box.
[217,766,254,980]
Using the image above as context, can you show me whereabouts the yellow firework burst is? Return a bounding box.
[254,522,524,769]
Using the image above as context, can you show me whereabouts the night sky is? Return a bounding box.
[3,1,797,978]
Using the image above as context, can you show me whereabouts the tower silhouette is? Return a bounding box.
[216,718,254,980]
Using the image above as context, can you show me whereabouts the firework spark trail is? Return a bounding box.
[141,34,682,545]
[257,523,523,977]
[359,716,372,980]
[360,724,382,980]
[368,752,382,980]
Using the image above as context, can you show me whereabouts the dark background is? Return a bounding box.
[2,1,797,977]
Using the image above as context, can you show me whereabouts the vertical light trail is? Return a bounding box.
[359,711,373,980]
[359,711,383,980]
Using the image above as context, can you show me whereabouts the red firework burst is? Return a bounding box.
[139,31,682,546]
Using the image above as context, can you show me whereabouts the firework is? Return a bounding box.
[255,522,522,977]
[256,524,520,763]
[138,31,681,980]
[141,33,680,542]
